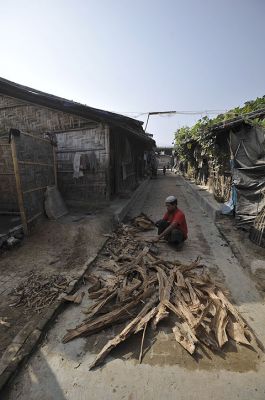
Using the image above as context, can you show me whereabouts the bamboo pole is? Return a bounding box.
[23,186,48,194]
[10,137,28,234]
[53,147,58,186]
[104,124,111,200]
[18,161,54,167]
[26,211,43,224]
[0,211,20,215]
[20,131,51,143]
[56,148,105,153]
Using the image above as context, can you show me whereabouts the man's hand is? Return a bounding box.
[151,236,160,243]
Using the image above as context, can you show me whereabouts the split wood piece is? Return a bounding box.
[132,214,155,231]
[205,288,260,350]
[185,278,200,307]
[117,278,142,303]
[211,303,229,348]
[173,321,198,354]
[172,290,198,327]
[116,246,150,275]
[89,294,158,370]
[98,259,120,273]
[134,265,149,285]
[86,275,102,293]
[0,318,11,327]
[179,258,202,273]
[88,279,118,300]
[180,289,191,304]
[226,319,251,346]
[194,287,208,301]
[175,271,186,288]
[153,269,175,329]
[63,292,85,305]
[216,289,261,350]
[139,323,147,363]
[117,255,133,262]
[88,287,111,300]
[155,266,168,302]
[196,325,219,351]
[136,213,155,224]
[82,292,117,318]
[134,306,159,334]
[205,288,245,329]
[62,287,154,343]
[193,301,214,329]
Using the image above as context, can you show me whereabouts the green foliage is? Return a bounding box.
[174,96,265,164]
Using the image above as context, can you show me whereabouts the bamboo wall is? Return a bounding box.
[0,93,149,205]
[109,130,146,195]
[56,126,109,202]
[0,94,109,203]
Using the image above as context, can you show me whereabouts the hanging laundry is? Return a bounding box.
[80,153,90,170]
[73,153,84,178]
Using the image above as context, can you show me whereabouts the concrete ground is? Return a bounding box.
[3,171,265,400]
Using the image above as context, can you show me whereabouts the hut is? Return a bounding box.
[210,109,265,228]
[185,109,265,229]
[0,77,155,234]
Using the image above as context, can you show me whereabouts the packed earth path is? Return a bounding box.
[3,171,265,400]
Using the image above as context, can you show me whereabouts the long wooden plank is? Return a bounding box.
[89,294,158,370]
[62,287,154,343]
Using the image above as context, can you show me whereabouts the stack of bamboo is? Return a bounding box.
[63,221,260,369]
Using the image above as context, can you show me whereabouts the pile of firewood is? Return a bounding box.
[131,213,155,231]
[10,272,68,313]
[63,222,261,370]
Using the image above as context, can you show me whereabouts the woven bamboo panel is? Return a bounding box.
[250,203,265,248]
[56,127,108,202]
[14,133,55,221]
[0,94,94,134]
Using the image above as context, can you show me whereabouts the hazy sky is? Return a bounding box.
[1,0,265,146]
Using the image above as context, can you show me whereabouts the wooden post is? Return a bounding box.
[104,125,111,200]
[10,136,28,234]
[53,146,58,187]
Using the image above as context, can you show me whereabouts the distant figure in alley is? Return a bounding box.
[154,195,188,246]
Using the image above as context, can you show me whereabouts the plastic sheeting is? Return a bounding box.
[44,186,68,220]
[230,126,265,226]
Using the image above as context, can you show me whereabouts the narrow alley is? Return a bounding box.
[3,172,265,400]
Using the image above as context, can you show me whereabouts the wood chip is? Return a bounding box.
[63,292,85,305]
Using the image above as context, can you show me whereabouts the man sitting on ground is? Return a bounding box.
[153,195,188,245]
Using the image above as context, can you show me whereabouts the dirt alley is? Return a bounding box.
[0,207,113,358]
[3,172,265,400]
